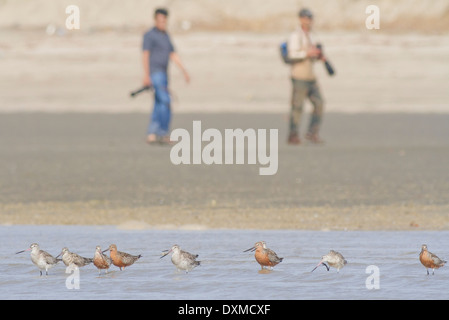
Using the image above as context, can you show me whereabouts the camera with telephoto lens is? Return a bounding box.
[130,85,153,98]
[316,43,335,76]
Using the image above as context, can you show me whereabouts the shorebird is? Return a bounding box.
[56,247,93,268]
[244,241,283,270]
[160,244,200,273]
[419,244,446,275]
[103,244,141,271]
[311,250,347,273]
[16,243,61,276]
[93,246,112,275]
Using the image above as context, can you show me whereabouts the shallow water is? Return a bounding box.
[1,226,448,300]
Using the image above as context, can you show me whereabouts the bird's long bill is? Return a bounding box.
[55,251,63,259]
[243,247,256,253]
[15,248,31,254]
[311,260,324,272]
[102,248,109,254]
[160,249,172,259]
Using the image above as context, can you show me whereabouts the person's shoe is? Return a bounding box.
[305,132,325,144]
[146,134,157,145]
[159,135,174,146]
[287,132,301,145]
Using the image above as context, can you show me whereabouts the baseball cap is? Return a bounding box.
[299,8,313,18]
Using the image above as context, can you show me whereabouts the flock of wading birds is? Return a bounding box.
[15,241,446,276]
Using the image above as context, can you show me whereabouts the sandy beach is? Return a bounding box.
[1,29,449,114]
[1,1,449,230]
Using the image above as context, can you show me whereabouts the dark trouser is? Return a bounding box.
[289,78,324,136]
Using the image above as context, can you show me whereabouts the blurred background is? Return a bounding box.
[2,0,449,32]
[1,0,448,113]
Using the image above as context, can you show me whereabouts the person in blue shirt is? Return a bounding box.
[142,8,190,144]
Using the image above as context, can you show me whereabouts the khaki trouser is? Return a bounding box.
[289,78,324,136]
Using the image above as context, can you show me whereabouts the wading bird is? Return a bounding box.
[160,244,200,273]
[244,241,283,270]
[311,250,347,273]
[103,244,141,271]
[16,243,61,276]
[419,244,446,275]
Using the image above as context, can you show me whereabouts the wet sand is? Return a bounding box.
[1,113,448,230]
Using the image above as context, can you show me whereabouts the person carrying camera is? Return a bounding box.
[287,8,326,145]
[142,8,190,145]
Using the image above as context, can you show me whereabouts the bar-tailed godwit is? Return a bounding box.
[311,250,347,273]
[419,244,446,275]
[16,243,61,276]
[93,246,112,275]
[160,244,200,273]
[56,247,93,268]
[244,241,283,270]
[103,244,141,271]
